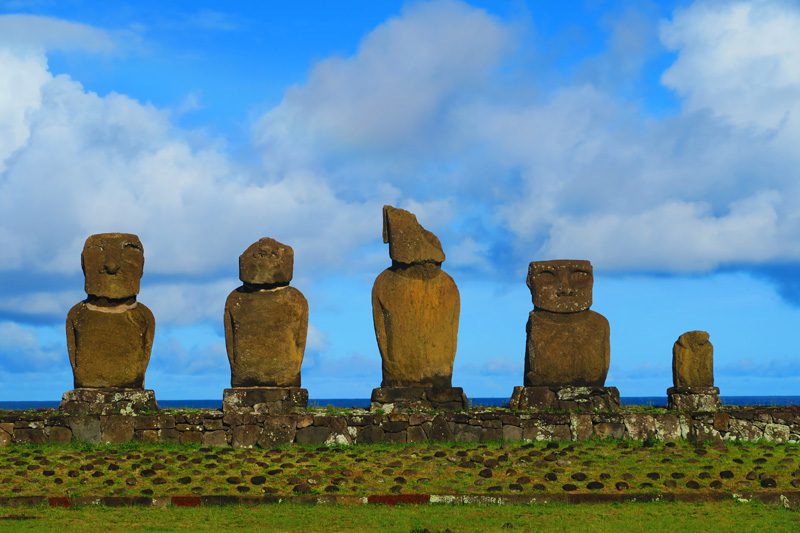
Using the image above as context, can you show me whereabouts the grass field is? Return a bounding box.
[0,439,798,498]
[0,500,797,532]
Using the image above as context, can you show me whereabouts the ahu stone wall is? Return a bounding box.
[1,406,799,448]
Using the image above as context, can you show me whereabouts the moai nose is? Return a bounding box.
[103,249,121,274]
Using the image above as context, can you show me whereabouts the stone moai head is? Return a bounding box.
[383,205,445,265]
[239,237,294,285]
[81,233,144,299]
[527,259,593,313]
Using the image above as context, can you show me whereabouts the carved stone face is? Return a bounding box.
[82,233,144,299]
[527,259,593,313]
[239,237,293,285]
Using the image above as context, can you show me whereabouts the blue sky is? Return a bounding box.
[1,0,800,400]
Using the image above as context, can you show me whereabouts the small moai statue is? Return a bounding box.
[509,259,620,411]
[370,205,467,411]
[667,330,720,412]
[222,237,309,415]
[60,233,158,415]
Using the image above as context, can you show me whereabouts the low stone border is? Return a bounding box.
[1,406,799,447]
[0,491,797,508]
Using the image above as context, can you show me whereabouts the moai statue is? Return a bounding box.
[667,330,720,412]
[370,205,467,411]
[222,237,309,414]
[509,259,619,411]
[60,233,158,415]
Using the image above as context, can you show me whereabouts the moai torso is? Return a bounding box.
[672,330,713,388]
[372,205,460,388]
[524,259,610,387]
[66,233,154,389]
[224,238,308,387]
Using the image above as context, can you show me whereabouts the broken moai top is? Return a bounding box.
[524,259,610,387]
[372,205,459,388]
[672,330,714,388]
[239,237,293,285]
[67,233,154,389]
[225,237,308,387]
[383,205,445,265]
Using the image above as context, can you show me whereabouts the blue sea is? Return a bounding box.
[1,396,799,410]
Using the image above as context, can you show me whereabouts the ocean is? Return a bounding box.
[1,396,799,410]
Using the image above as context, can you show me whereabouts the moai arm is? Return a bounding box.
[295,290,309,360]
[141,304,155,368]
[523,312,534,386]
[371,280,389,361]
[223,292,236,368]
[65,304,79,372]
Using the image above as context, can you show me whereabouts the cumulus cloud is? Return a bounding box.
[0,321,61,371]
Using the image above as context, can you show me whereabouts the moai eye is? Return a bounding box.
[571,270,589,279]
[537,269,556,279]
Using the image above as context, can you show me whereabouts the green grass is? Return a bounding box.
[0,439,798,499]
[0,500,796,532]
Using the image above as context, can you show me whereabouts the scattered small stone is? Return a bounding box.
[479,469,493,478]
[532,483,546,491]
[615,481,628,491]
[698,472,711,479]
[586,481,603,490]
[236,486,250,493]
[760,478,777,488]
[571,472,587,481]
[152,478,166,485]
[324,485,339,493]
[671,472,685,479]
[509,483,523,491]
[746,471,758,481]
[139,469,156,478]
[293,483,312,494]
[544,473,557,482]
[251,476,266,485]
[710,480,723,489]
[177,476,191,484]
[646,472,660,480]
[719,470,734,479]
[562,483,577,492]
[663,480,677,488]
[686,481,701,489]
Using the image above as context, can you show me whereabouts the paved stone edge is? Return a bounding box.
[0,491,797,508]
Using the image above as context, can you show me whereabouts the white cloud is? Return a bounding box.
[0,321,61,371]
[661,0,800,134]
[0,14,115,54]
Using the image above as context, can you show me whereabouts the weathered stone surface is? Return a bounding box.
[382,205,445,265]
[100,416,134,444]
[238,237,293,285]
[370,387,468,411]
[372,265,459,387]
[295,425,331,445]
[225,286,308,388]
[372,206,459,389]
[510,386,619,412]
[59,388,158,415]
[667,386,720,413]
[524,260,610,387]
[82,233,144,299]
[222,387,308,415]
[673,331,714,388]
[527,260,593,313]
[67,233,154,390]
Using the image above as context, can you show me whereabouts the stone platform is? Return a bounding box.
[222,387,308,415]
[370,387,468,412]
[509,386,620,411]
[668,386,720,413]
[59,388,158,415]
